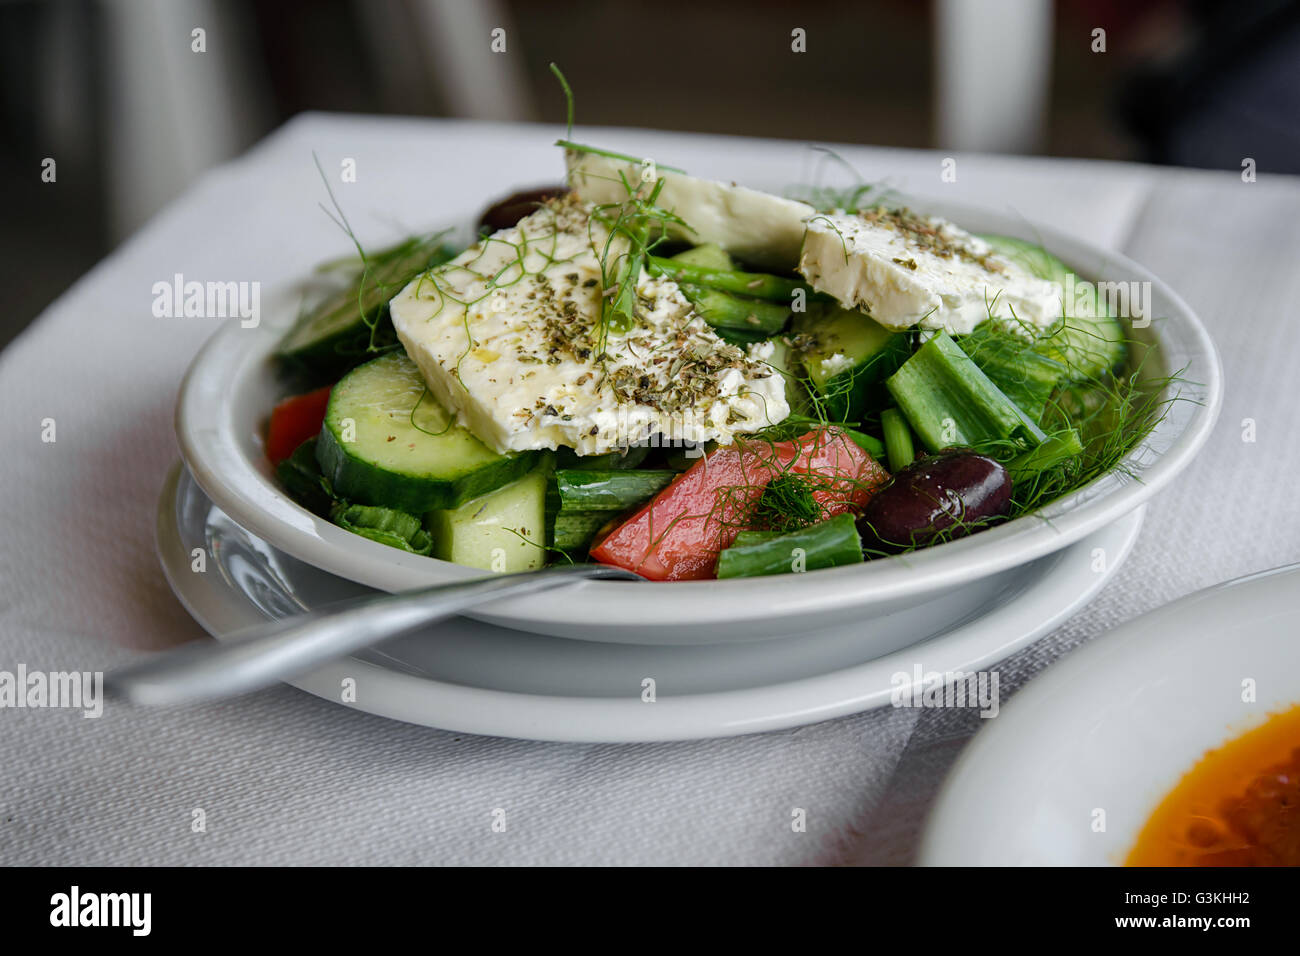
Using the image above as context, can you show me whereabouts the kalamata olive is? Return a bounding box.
[477,185,569,234]
[857,449,1012,551]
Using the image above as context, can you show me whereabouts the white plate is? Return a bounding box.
[174,187,1219,643]
[918,563,1300,866]
[157,463,1145,742]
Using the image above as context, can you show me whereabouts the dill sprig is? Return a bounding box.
[589,175,692,345]
[787,146,901,212]
[547,63,697,348]
[309,152,453,356]
[752,473,822,533]
[549,62,574,140]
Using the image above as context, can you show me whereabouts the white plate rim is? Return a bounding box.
[917,562,1300,866]
[157,461,1147,742]
[174,193,1221,638]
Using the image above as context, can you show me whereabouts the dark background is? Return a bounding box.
[3,0,1298,350]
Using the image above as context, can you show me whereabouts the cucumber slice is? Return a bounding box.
[792,306,911,421]
[980,233,1127,381]
[317,351,537,512]
[278,236,455,377]
[980,234,1072,285]
[427,469,548,572]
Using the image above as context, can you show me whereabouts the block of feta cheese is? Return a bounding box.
[799,208,1065,335]
[388,194,790,456]
[565,149,814,270]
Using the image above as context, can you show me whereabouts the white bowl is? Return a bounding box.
[918,564,1300,866]
[175,197,1222,643]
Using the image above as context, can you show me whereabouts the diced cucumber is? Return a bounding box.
[980,234,1072,285]
[671,243,735,271]
[316,352,537,512]
[330,502,433,555]
[278,235,456,378]
[792,306,911,421]
[426,468,548,572]
[980,233,1127,381]
[716,514,863,579]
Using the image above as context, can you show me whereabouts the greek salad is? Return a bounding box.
[266,137,1163,582]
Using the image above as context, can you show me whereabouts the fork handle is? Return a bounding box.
[108,564,639,706]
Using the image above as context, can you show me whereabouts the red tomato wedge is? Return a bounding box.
[590,428,889,581]
[266,385,332,465]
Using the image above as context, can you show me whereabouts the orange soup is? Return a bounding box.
[1126,704,1300,866]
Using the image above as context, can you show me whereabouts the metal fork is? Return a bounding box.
[107,564,641,706]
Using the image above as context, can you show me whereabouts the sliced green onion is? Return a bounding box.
[1006,429,1084,484]
[646,256,817,302]
[677,283,789,334]
[716,514,863,579]
[880,407,915,472]
[885,332,1045,454]
[956,325,1068,423]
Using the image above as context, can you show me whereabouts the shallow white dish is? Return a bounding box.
[175,190,1220,642]
[158,462,1145,741]
[918,563,1300,866]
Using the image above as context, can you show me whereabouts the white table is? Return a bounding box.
[2,116,1297,866]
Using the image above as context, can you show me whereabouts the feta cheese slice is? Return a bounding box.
[388,194,789,456]
[565,149,814,270]
[799,209,1065,335]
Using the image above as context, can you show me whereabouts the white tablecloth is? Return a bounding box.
[2,115,1297,866]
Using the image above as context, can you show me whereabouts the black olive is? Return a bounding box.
[477,185,568,234]
[858,449,1012,551]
